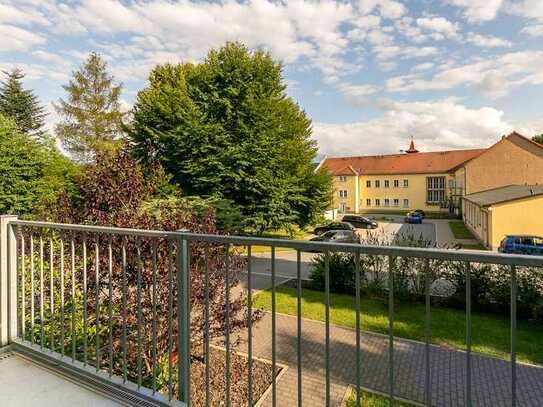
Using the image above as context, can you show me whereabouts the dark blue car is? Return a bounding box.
[404,212,423,224]
[499,235,543,255]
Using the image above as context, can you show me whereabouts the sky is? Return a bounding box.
[1,0,543,157]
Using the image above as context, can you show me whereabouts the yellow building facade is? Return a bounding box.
[322,133,543,219]
[331,172,458,214]
[322,140,484,215]
[464,185,543,249]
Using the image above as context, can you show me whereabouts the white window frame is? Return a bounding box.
[366,198,371,206]
[403,199,409,208]
[375,198,381,207]
[384,198,390,207]
[393,198,399,207]
[393,180,399,188]
[338,175,347,182]
[339,190,348,198]
[403,179,409,188]
[426,176,445,203]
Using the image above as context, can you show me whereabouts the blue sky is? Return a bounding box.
[1,0,543,156]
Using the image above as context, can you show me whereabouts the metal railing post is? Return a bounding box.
[177,236,191,405]
[0,215,18,346]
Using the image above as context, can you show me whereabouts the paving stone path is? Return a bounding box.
[234,313,543,406]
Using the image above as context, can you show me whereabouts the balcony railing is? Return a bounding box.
[1,215,543,406]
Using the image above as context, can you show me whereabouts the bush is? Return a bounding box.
[37,146,258,394]
[0,113,77,216]
[440,262,543,321]
[308,229,543,322]
[310,252,357,294]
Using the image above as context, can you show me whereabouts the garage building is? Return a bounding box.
[463,185,543,250]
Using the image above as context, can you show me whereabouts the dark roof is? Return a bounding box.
[464,185,543,207]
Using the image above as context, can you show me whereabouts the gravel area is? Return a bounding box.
[191,347,278,406]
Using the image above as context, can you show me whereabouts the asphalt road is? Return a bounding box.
[358,220,437,244]
[233,219,436,294]
[235,251,315,295]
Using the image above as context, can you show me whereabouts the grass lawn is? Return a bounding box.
[345,389,414,407]
[448,221,476,240]
[461,243,488,250]
[253,287,543,365]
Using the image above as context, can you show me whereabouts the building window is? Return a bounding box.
[393,198,399,207]
[426,176,445,203]
[366,180,371,188]
[375,199,380,207]
[403,199,409,208]
[366,198,371,206]
[403,179,409,188]
[339,190,348,198]
[338,175,347,182]
[384,198,390,207]
[375,180,380,188]
[448,179,455,188]
[393,180,399,188]
[384,180,390,188]
[340,203,347,213]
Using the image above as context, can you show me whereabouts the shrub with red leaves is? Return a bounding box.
[35,146,258,393]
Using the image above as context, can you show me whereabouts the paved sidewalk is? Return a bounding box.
[431,219,480,248]
[235,313,543,407]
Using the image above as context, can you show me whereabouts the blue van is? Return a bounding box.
[499,235,543,255]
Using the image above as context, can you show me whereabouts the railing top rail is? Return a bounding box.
[178,232,543,267]
[10,220,170,238]
[9,219,543,268]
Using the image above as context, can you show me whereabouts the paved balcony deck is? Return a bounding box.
[0,351,122,407]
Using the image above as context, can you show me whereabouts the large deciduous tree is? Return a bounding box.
[0,68,47,139]
[129,42,332,232]
[54,52,124,162]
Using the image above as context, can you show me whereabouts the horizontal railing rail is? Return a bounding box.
[3,218,543,406]
[11,220,543,267]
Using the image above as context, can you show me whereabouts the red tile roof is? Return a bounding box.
[322,148,486,175]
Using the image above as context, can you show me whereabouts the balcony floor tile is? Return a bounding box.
[0,352,122,407]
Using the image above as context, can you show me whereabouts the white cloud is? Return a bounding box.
[0,24,46,52]
[507,0,543,22]
[0,3,50,26]
[521,24,543,36]
[446,0,504,22]
[386,51,543,98]
[312,99,514,155]
[378,0,407,20]
[411,62,435,72]
[337,82,379,104]
[465,33,512,48]
[374,44,439,61]
[31,0,361,82]
[416,16,460,39]
[0,61,67,82]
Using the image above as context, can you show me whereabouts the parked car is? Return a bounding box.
[313,221,356,235]
[412,209,426,218]
[310,230,361,244]
[499,235,543,255]
[404,211,423,224]
[341,215,378,229]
